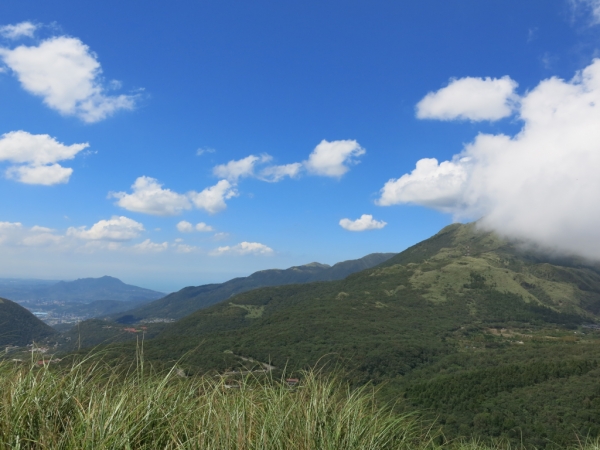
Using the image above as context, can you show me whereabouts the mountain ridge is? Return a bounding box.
[112,252,396,322]
[0,275,164,304]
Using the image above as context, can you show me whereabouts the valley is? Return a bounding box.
[0,276,164,327]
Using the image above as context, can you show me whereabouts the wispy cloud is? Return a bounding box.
[0,22,38,40]
[211,241,274,256]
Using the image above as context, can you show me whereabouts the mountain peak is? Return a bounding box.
[299,262,331,269]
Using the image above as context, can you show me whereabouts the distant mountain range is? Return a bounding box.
[112,253,396,323]
[86,222,600,447]
[0,297,57,346]
[0,276,164,303]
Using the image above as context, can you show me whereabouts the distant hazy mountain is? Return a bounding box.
[0,276,164,304]
[0,297,57,346]
[0,278,57,302]
[113,253,396,322]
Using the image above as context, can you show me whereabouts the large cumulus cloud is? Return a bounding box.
[379,59,600,260]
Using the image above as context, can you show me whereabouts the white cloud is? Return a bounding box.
[0,221,62,247]
[111,177,192,216]
[571,0,600,24]
[0,131,88,185]
[195,222,214,232]
[377,158,469,211]
[379,58,600,260]
[0,222,23,245]
[211,241,274,256]
[0,218,214,256]
[175,243,198,253]
[339,214,387,232]
[0,131,88,165]
[67,216,144,241]
[259,163,303,182]
[132,239,168,253]
[21,232,62,246]
[213,154,271,182]
[0,35,137,122]
[213,232,229,241]
[196,147,215,156]
[176,220,214,232]
[304,139,366,177]
[210,140,365,186]
[416,76,518,122]
[0,22,38,40]
[189,179,238,214]
[6,163,73,185]
[112,177,237,216]
[176,221,193,232]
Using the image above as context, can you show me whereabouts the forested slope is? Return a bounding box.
[0,297,57,346]
[82,223,600,447]
[113,252,395,322]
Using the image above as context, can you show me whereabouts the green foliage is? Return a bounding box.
[407,359,597,410]
[0,297,57,346]
[55,319,169,352]
[0,357,426,449]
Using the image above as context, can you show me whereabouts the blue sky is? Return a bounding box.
[1,0,600,292]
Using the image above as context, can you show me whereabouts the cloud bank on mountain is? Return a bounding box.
[379,58,600,260]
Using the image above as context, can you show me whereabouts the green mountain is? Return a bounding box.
[0,297,57,346]
[96,222,600,448]
[112,253,395,323]
[56,319,170,352]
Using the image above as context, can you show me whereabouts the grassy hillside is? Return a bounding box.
[112,252,395,322]
[74,223,600,447]
[0,359,431,450]
[0,297,57,346]
[5,358,600,450]
[55,319,169,352]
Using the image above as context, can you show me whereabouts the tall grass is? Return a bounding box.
[1,355,599,449]
[0,355,426,449]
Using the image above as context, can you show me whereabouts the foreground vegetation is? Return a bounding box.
[0,356,428,449]
[55,223,600,447]
[3,356,600,449]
